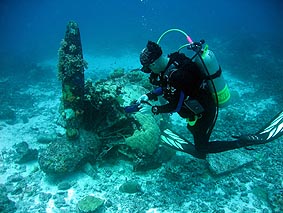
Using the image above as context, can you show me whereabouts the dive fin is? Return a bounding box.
[161,129,189,151]
[160,129,206,159]
[240,110,283,143]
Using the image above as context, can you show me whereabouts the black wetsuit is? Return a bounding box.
[146,52,279,158]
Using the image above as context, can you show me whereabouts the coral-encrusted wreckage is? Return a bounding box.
[38,21,174,175]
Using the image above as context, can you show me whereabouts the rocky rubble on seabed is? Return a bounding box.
[0,74,283,213]
[1,145,283,213]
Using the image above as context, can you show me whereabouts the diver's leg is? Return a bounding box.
[198,110,283,153]
[186,93,217,155]
[199,136,278,154]
[205,110,283,153]
[166,108,283,155]
[200,140,242,153]
[161,129,206,159]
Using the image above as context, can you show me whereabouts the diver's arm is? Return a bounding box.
[146,87,163,101]
[151,90,185,115]
[151,102,178,115]
[137,87,162,104]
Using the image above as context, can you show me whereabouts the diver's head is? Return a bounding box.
[140,41,167,74]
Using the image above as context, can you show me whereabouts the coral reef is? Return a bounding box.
[38,130,100,175]
[83,75,164,157]
[77,195,104,213]
[119,180,142,194]
[108,67,125,79]
[39,21,169,176]
[82,77,161,159]
[83,78,136,140]
[125,113,160,155]
[57,21,87,81]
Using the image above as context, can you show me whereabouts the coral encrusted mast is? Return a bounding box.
[58,21,88,139]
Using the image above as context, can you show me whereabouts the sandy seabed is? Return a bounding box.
[0,54,282,213]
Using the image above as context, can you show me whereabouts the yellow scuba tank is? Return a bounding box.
[194,45,230,107]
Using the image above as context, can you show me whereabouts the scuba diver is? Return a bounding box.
[125,29,283,159]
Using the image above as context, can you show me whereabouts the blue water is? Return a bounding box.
[0,0,282,97]
[1,0,282,59]
[1,0,282,100]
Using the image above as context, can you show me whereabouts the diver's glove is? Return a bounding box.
[138,102,152,114]
[124,98,151,114]
[137,94,149,104]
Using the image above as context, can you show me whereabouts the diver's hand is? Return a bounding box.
[137,94,149,104]
[138,103,152,114]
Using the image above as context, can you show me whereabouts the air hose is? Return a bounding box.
[157,28,193,45]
